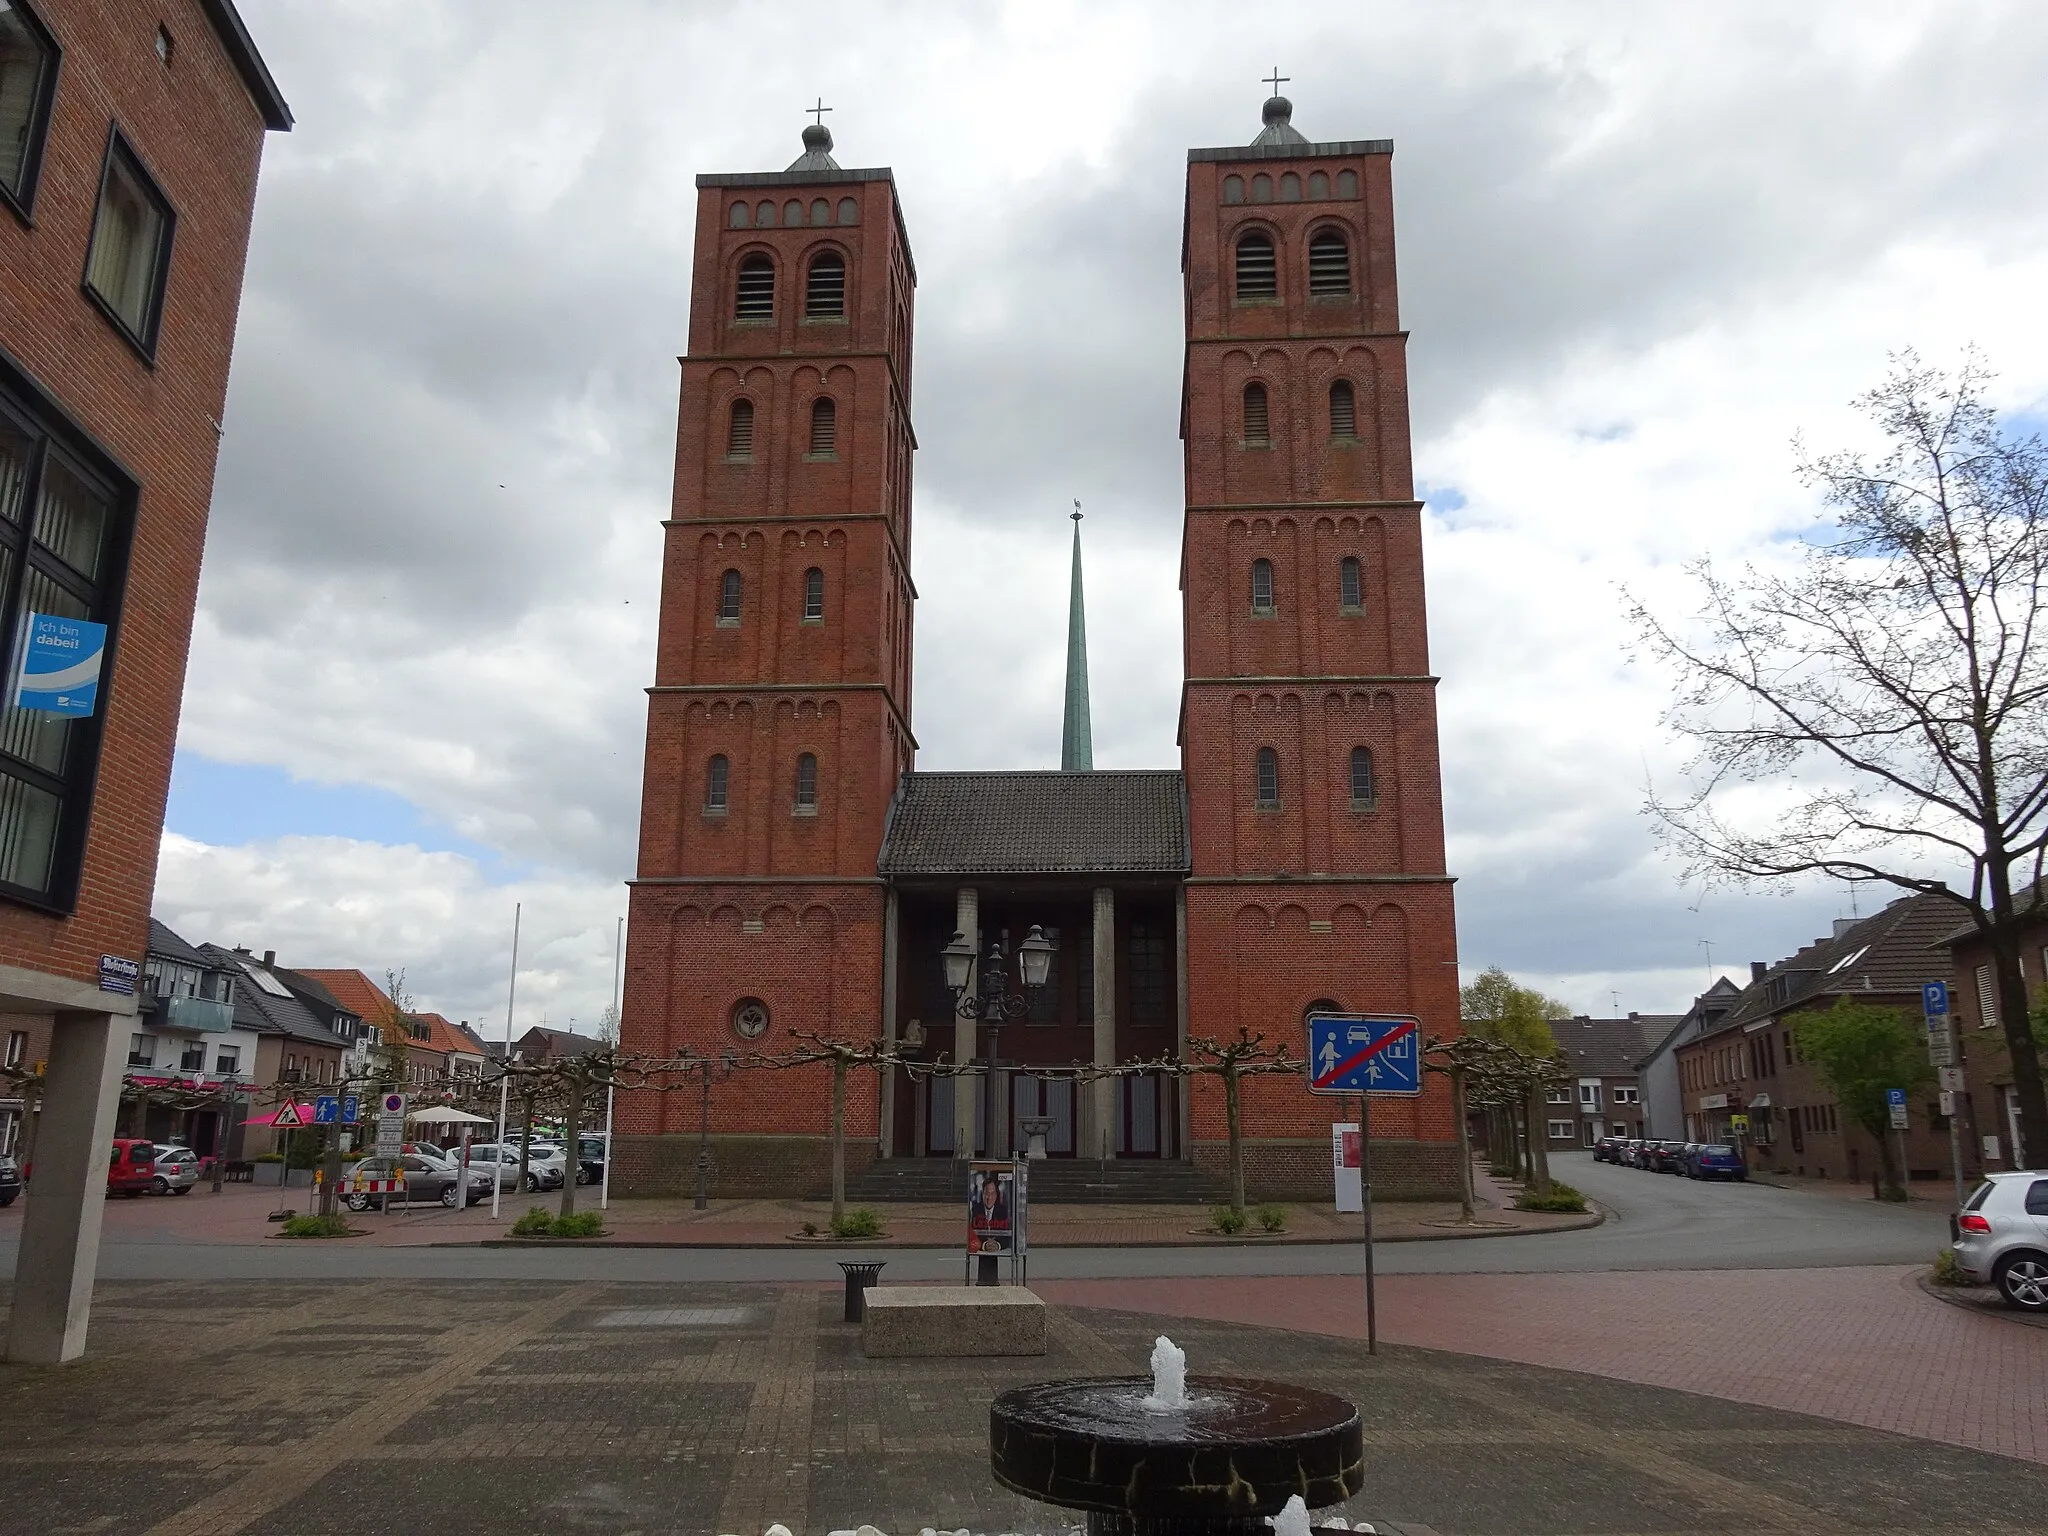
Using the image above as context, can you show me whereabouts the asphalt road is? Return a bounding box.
[0,1151,1951,1284]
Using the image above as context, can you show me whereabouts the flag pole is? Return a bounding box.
[603,914,622,1210]
[491,902,520,1218]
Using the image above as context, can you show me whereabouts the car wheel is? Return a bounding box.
[173,1184,192,1196]
[0,1193,13,1206]
[1994,1253,2048,1312]
[575,1166,593,1186]
[525,1173,540,1192]
[346,1192,371,1213]
[152,1176,170,1194]
[440,1184,461,1208]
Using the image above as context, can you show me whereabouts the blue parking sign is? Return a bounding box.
[1921,981,1950,1018]
[1307,1014,1423,1096]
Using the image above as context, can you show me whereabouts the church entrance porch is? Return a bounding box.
[885,878,1185,1162]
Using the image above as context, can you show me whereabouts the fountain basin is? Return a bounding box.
[990,1373,1362,1527]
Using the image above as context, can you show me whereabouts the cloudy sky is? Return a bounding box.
[154,0,2048,1034]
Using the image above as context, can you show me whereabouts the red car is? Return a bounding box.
[106,1138,157,1197]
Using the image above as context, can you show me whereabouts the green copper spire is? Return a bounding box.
[1062,502,1094,771]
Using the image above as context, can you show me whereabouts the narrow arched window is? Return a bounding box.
[705,755,730,812]
[1255,747,1280,808]
[734,255,774,320]
[1329,380,1356,440]
[1242,382,1270,446]
[1235,232,1276,299]
[803,566,824,621]
[1251,557,1275,613]
[794,753,818,812]
[718,569,742,624]
[1308,171,1330,199]
[1349,746,1376,807]
[809,198,830,226]
[808,397,837,456]
[1222,175,1245,204]
[1280,172,1301,202]
[727,398,755,458]
[1309,229,1352,296]
[729,201,751,229]
[1336,169,1359,199]
[783,198,804,227]
[836,196,859,225]
[1339,555,1363,611]
[806,251,845,317]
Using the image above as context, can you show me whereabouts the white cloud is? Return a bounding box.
[167,1,2048,1021]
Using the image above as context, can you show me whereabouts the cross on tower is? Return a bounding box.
[808,97,832,127]
[1072,498,1082,523]
[1264,67,1288,96]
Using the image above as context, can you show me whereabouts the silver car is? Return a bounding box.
[149,1144,200,1195]
[1953,1171,2048,1311]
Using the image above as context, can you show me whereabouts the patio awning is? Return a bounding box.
[407,1106,494,1124]
[242,1103,315,1127]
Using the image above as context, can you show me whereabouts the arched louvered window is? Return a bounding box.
[734,255,774,320]
[794,753,818,812]
[718,569,742,624]
[1235,232,1277,299]
[1329,380,1356,440]
[808,397,837,457]
[803,566,824,621]
[1340,556,1363,611]
[1251,557,1275,613]
[727,398,755,458]
[1242,382,1270,446]
[1349,747,1376,807]
[1255,747,1280,808]
[1309,229,1352,296]
[806,251,845,318]
[705,755,730,812]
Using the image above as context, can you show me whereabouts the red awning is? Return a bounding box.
[242,1102,316,1127]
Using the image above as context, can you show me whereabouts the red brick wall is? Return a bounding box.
[1177,140,1461,1183]
[623,161,915,1141]
[0,1,273,984]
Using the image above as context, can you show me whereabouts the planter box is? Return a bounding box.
[250,1164,313,1188]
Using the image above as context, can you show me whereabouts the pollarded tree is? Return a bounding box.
[1631,353,2048,1168]
[1460,966,1569,1183]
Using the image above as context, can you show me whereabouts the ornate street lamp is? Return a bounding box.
[947,925,1054,1022]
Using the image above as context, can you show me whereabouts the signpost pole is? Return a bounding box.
[1359,1090,1376,1357]
[493,903,521,1220]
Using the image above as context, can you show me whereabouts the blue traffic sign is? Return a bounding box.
[1921,981,1950,1018]
[313,1096,340,1124]
[1886,1088,1907,1108]
[1307,1014,1423,1097]
[340,1094,360,1124]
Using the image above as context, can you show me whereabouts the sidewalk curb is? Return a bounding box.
[1913,1271,2048,1329]
[458,1205,1604,1251]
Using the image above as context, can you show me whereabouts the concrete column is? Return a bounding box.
[878,886,899,1159]
[6,1010,124,1364]
[953,886,978,1160]
[1092,886,1116,1161]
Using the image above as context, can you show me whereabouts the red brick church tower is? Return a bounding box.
[616,121,917,1188]
[1177,93,1463,1191]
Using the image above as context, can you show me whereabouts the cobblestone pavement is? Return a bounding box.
[1042,1264,2048,1465]
[3,1280,2045,1536]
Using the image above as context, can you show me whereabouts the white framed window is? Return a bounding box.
[1547,1120,1575,1140]
[1613,1086,1638,1105]
[1579,1081,1601,1110]
[1547,1088,1571,1104]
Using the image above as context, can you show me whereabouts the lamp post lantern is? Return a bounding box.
[941,924,1055,1159]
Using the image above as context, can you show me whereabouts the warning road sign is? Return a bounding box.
[271,1100,305,1129]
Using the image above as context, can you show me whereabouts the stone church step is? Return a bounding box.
[844,1158,1230,1205]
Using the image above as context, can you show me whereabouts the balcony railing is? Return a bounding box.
[165,995,235,1033]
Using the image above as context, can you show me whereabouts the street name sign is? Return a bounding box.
[1307,1015,1423,1096]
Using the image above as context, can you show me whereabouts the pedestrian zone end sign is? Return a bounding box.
[1307,1014,1423,1096]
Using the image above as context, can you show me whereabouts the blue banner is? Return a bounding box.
[12,613,107,718]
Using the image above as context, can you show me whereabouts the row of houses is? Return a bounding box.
[1630,891,2044,1182]
[0,919,605,1165]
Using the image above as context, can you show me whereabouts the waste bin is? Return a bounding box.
[837,1260,885,1322]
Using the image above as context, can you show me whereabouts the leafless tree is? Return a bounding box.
[1176,1029,1301,1216]
[1630,352,2048,1166]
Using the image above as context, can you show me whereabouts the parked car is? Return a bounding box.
[1647,1140,1690,1174]
[1686,1143,1747,1181]
[1617,1139,1644,1168]
[342,1154,491,1210]
[0,1153,20,1206]
[1952,1173,2048,1312]
[464,1143,564,1191]
[574,1135,606,1187]
[1593,1136,1624,1164]
[149,1144,201,1195]
[107,1138,157,1197]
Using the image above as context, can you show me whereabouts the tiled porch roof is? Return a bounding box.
[879,771,1190,877]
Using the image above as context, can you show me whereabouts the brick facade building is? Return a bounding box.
[618,96,1462,1200]
[0,0,287,1360]
[1943,890,2047,1173]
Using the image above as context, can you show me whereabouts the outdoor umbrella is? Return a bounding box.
[242,1103,316,1127]
[406,1107,495,1124]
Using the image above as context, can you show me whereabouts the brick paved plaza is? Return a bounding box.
[2,1278,2045,1535]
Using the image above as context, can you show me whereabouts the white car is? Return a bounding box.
[464,1143,564,1191]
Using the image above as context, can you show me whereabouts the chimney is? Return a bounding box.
[233,945,251,956]
[262,950,276,967]
[1831,920,1857,940]
[1750,961,1767,984]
